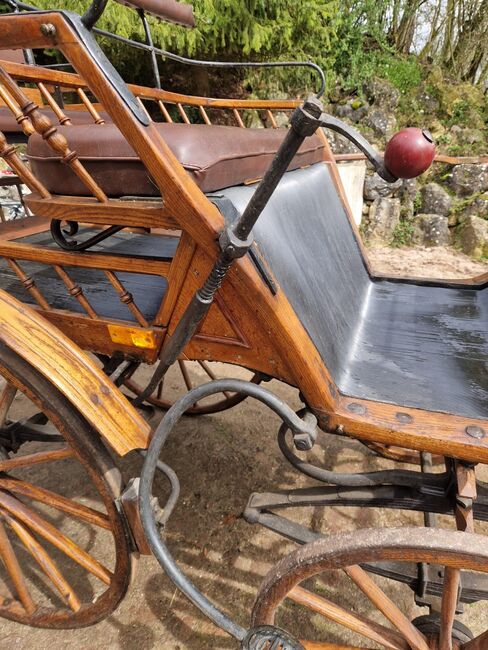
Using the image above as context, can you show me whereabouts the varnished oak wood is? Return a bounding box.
[0,477,110,530]
[0,216,51,241]
[439,567,460,650]
[288,585,409,650]
[0,11,485,466]
[0,382,16,427]
[0,447,73,472]
[462,630,488,650]
[0,289,150,455]
[300,639,371,650]
[25,193,180,230]
[0,491,112,585]
[0,239,172,276]
[0,518,35,614]
[38,310,164,363]
[4,512,81,612]
[344,565,429,650]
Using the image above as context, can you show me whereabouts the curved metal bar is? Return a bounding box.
[50,220,123,251]
[278,423,450,488]
[81,0,109,29]
[319,113,397,182]
[139,379,317,642]
[12,1,326,97]
[95,27,327,98]
[138,449,180,525]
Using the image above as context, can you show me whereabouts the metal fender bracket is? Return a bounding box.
[119,477,162,555]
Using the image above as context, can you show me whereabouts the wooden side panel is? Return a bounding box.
[0,289,150,455]
[168,245,293,382]
[40,310,165,363]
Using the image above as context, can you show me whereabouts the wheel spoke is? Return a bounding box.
[156,381,163,399]
[0,517,35,614]
[288,585,409,650]
[344,565,430,650]
[0,383,16,428]
[439,567,461,650]
[197,361,233,398]
[0,477,110,530]
[0,490,112,585]
[461,629,488,650]
[4,512,81,612]
[178,360,193,392]
[0,447,73,472]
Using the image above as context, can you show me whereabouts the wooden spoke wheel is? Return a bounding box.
[0,343,132,628]
[252,527,488,650]
[123,359,262,415]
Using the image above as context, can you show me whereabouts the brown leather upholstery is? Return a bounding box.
[0,107,112,136]
[0,49,26,64]
[115,0,195,26]
[27,123,326,196]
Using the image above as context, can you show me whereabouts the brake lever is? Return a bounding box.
[319,113,397,182]
[318,110,435,183]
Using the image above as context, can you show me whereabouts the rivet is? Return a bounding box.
[346,402,366,415]
[396,412,413,424]
[40,23,56,37]
[465,425,485,439]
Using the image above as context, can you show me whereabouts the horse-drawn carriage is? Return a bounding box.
[0,0,486,648]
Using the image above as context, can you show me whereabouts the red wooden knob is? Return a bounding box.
[384,128,436,179]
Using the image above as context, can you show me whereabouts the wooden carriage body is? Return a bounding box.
[0,9,485,469]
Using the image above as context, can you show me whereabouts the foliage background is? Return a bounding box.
[30,0,488,150]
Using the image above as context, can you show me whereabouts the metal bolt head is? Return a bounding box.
[346,402,366,415]
[396,412,413,424]
[293,433,314,451]
[465,425,485,439]
[40,23,56,37]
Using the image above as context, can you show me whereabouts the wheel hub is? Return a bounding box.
[241,625,305,649]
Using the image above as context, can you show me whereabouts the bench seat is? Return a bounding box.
[27,123,326,195]
[214,163,488,420]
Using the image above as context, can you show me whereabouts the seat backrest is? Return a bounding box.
[214,162,370,382]
[215,162,488,419]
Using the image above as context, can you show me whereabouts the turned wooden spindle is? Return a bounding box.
[176,103,191,124]
[0,65,107,203]
[0,131,50,198]
[0,85,34,135]
[7,259,50,310]
[104,270,149,327]
[266,109,278,128]
[199,106,211,125]
[37,82,72,126]
[76,88,105,124]
[54,265,98,319]
[158,100,173,122]
[233,108,245,128]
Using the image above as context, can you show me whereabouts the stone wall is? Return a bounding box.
[328,79,487,259]
[356,163,488,258]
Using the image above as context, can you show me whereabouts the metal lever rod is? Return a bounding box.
[319,113,397,182]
